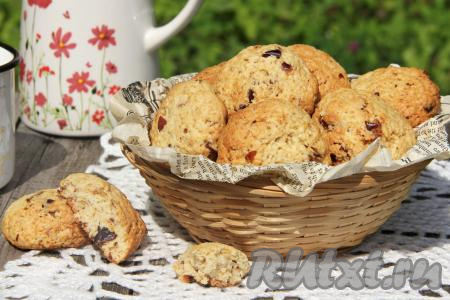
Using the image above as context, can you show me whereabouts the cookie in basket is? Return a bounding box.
[212,44,319,114]
[173,242,250,287]
[351,66,440,127]
[193,61,227,85]
[149,80,227,160]
[1,189,89,250]
[218,99,328,165]
[313,88,416,165]
[288,44,350,98]
[59,173,147,264]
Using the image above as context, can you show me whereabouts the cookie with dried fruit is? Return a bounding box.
[1,189,89,250]
[313,88,416,165]
[59,173,147,264]
[173,242,250,287]
[351,66,440,127]
[149,80,227,160]
[288,44,350,99]
[212,44,319,114]
[217,100,328,165]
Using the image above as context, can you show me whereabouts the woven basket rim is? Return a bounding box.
[120,144,431,192]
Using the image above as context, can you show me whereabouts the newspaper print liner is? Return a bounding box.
[110,73,450,196]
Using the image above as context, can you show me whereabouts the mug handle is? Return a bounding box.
[144,0,203,52]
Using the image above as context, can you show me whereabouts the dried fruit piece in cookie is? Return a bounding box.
[351,66,440,127]
[211,44,319,114]
[149,80,227,160]
[173,242,250,287]
[218,99,328,165]
[59,173,147,264]
[313,88,416,165]
[1,189,89,250]
[288,44,350,99]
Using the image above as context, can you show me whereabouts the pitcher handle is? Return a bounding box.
[144,0,203,52]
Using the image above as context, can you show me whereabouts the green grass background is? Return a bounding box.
[1,0,449,93]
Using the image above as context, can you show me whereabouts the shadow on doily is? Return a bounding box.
[347,161,450,256]
[146,195,194,245]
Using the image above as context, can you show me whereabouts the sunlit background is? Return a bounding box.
[1,0,448,93]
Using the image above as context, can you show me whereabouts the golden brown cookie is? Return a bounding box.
[351,66,440,127]
[313,88,416,165]
[192,61,227,85]
[212,44,319,114]
[59,173,147,264]
[1,189,89,250]
[149,80,227,160]
[217,99,328,165]
[288,44,350,98]
[173,242,250,287]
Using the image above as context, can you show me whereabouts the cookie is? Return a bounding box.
[217,99,328,165]
[173,242,250,287]
[288,44,350,98]
[313,88,416,165]
[192,61,227,85]
[212,44,319,114]
[1,189,89,250]
[59,173,147,264]
[149,80,227,160]
[351,66,440,127]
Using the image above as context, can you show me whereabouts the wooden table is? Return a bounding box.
[0,123,102,270]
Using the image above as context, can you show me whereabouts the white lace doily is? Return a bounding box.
[0,133,449,299]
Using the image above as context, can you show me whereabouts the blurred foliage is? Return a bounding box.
[154,0,449,93]
[0,0,20,48]
[1,0,448,93]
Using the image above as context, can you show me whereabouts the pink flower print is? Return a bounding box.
[105,61,117,74]
[57,119,68,129]
[23,105,31,118]
[62,94,73,106]
[63,10,70,19]
[108,85,121,95]
[23,10,27,21]
[92,109,105,125]
[19,58,25,82]
[67,72,95,93]
[26,70,33,84]
[38,66,55,77]
[86,62,92,68]
[28,0,52,9]
[49,28,76,58]
[88,25,116,50]
[36,33,41,42]
[34,92,47,107]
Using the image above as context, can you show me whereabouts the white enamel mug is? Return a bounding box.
[0,43,19,189]
[19,0,202,136]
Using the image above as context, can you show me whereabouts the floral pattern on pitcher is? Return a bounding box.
[18,0,121,132]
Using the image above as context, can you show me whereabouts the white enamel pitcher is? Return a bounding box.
[19,0,202,136]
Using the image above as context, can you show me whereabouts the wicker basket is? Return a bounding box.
[122,145,429,257]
